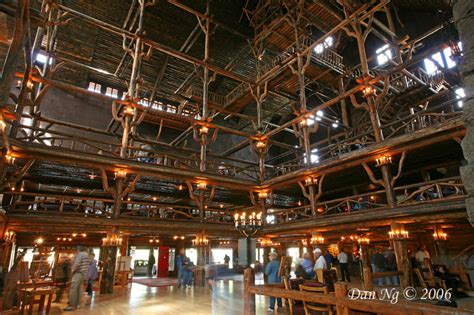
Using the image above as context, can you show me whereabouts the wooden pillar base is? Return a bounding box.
[100,246,118,294]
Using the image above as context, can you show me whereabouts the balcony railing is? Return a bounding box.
[268,177,466,225]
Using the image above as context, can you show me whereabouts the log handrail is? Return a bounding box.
[243,269,469,315]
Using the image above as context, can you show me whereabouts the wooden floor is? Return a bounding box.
[3,276,474,314]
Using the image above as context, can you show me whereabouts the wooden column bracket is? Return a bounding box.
[297,174,325,216]
[362,151,406,189]
[0,159,35,190]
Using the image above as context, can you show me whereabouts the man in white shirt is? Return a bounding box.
[415,245,431,267]
[313,248,326,282]
[337,249,351,282]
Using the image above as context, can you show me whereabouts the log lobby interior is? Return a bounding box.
[0,0,474,314]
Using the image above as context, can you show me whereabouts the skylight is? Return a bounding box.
[455,87,465,108]
[314,37,334,54]
[376,44,392,65]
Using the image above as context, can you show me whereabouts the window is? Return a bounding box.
[314,36,334,54]
[455,87,465,108]
[424,52,443,75]
[376,44,392,66]
[105,87,118,98]
[35,52,53,65]
[304,148,319,164]
[266,214,276,225]
[424,43,461,75]
[88,82,101,93]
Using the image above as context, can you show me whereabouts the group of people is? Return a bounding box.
[1,245,98,312]
[295,248,352,282]
[370,247,398,286]
[175,249,195,288]
[64,246,98,311]
[264,248,352,312]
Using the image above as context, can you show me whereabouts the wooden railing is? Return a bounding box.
[4,192,234,224]
[267,100,462,178]
[270,177,466,225]
[10,116,260,180]
[243,269,469,315]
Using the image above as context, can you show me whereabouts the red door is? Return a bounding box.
[157,246,169,277]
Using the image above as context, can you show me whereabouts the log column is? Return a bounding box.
[100,246,118,294]
[453,0,474,225]
[391,222,411,288]
[195,246,206,287]
[120,236,129,256]
[359,243,373,291]
[244,267,255,315]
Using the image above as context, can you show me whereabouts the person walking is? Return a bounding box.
[64,246,90,311]
[86,253,98,296]
[338,249,351,282]
[371,247,387,286]
[313,248,327,282]
[147,252,156,278]
[176,250,186,288]
[265,252,282,312]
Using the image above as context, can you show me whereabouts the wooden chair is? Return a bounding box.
[283,277,305,315]
[414,268,447,290]
[315,269,324,283]
[299,284,334,315]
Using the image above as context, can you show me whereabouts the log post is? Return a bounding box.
[244,267,255,315]
[359,243,373,291]
[120,235,129,256]
[391,222,411,288]
[335,282,349,315]
[100,246,118,294]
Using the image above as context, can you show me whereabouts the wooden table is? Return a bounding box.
[18,286,57,315]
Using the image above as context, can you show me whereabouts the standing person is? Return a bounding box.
[147,252,156,278]
[86,253,98,296]
[338,248,351,282]
[265,252,282,312]
[313,248,327,282]
[224,254,230,266]
[371,247,387,286]
[415,245,431,267]
[300,252,315,279]
[323,249,334,269]
[184,257,195,288]
[2,251,26,310]
[64,246,90,311]
[176,250,186,288]
[54,256,72,303]
[383,247,398,285]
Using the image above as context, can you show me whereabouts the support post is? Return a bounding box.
[335,282,349,315]
[244,267,255,315]
[391,222,411,288]
[359,243,373,291]
[453,0,474,225]
[100,246,118,294]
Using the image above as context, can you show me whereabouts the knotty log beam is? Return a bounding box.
[0,0,28,109]
[243,268,255,315]
[245,283,464,315]
[263,199,467,233]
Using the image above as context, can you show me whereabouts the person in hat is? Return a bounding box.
[313,248,327,282]
[265,252,282,312]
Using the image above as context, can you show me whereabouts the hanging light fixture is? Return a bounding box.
[260,237,273,247]
[192,232,209,247]
[433,229,448,241]
[4,150,16,164]
[357,237,370,244]
[388,228,409,239]
[257,190,268,200]
[310,234,325,245]
[199,125,209,135]
[124,105,134,116]
[4,230,15,242]
[234,210,263,237]
[102,233,123,246]
[375,154,392,167]
[149,237,160,244]
[115,169,127,179]
[304,176,318,186]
